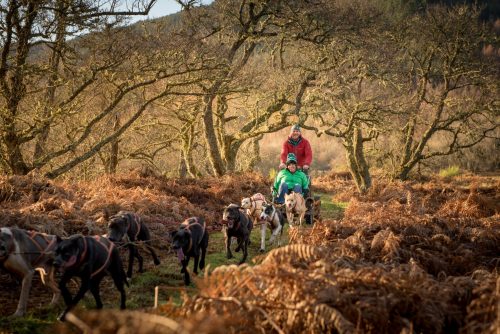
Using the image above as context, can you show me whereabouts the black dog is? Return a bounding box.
[107,211,160,278]
[53,235,128,321]
[222,204,253,265]
[170,217,209,285]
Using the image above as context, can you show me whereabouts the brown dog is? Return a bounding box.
[284,191,307,226]
[0,227,60,317]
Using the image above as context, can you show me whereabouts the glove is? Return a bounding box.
[303,165,310,170]
[279,163,286,169]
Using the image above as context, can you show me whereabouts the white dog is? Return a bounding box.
[259,203,286,252]
[284,192,307,226]
[241,193,267,225]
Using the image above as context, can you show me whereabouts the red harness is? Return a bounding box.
[180,217,206,253]
[91,236,114,278]
[26,231,57,265]
[127,213,141,240]
[76,236,114,278]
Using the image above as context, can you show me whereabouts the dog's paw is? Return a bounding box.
[259,248,265,253]
[234,247,241,252]
[154,259,161,265]
[226,253,233,259]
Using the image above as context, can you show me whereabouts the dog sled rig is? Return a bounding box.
[271,171,322,225]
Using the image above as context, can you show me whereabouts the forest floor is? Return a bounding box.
[0,171,498,334]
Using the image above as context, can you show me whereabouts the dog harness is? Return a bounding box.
[180,217,206,253]
[27,231,57,265]
[129,213,142,240]
[112,212,141,241]
[90,236,115,278]
[76,236,115,278]
[247,193,267,216]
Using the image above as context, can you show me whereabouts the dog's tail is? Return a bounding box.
[35,268,48,284]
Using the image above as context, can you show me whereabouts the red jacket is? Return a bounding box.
[280,136,313,167]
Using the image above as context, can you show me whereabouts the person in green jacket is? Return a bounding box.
[272,153,309,204]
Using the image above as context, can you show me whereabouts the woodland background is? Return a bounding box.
[0,2,499,333]
[0,0,498,193]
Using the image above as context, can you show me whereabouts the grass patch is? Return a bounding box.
[317,192,348,220]
[0,314,54,334]
[439,165,461,178]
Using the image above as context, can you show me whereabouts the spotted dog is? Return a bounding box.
[258,203,287,252]
[0,227,60,317]
[171,217,209,285]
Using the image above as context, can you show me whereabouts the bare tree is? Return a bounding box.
[274,0,388,192]
[166,0,317,176]
[0,0,161,176]
[386,5,499,180]
[0,1,220,178]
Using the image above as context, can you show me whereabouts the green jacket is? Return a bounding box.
[273,168,309,194]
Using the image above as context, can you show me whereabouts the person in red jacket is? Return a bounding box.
[279,124,313,173]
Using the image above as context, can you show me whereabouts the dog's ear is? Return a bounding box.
[103,208,110,221]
